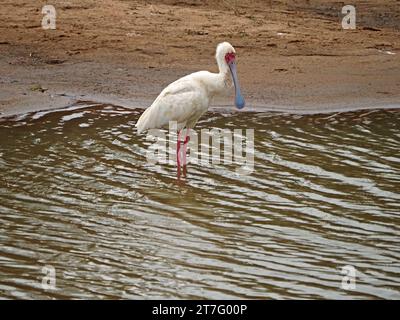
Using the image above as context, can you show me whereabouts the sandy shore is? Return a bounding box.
[0,0,399,117]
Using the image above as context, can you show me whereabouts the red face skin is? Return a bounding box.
[225,52,236,64]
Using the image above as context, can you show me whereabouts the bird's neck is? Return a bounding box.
[203,71,230,97]
[196,58,231,97]
[217,56,230,76]
[215,57,231,91]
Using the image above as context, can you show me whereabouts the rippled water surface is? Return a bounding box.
[0,104,399,299]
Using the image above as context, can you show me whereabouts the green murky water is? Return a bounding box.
[0,104,399,299]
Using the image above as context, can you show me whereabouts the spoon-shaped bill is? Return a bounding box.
[228,61,245,109]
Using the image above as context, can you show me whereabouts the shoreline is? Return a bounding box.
[1,89,399,120]
[1,52,399,119]
[1,0,399,118]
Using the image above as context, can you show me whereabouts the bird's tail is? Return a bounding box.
[135,107,153,134]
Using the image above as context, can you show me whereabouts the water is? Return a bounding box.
[0,103,399,299]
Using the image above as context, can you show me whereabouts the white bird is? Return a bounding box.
[135,42,245,166]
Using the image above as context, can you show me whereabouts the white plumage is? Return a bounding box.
[135,42,244,134]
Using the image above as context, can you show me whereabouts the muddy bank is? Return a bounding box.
[0,0,399,117]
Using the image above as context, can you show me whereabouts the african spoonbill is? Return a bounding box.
[136,42,245,166]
